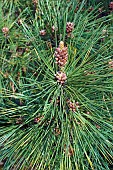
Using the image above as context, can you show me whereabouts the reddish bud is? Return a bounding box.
[40,30,46,36]
[66,22,74,33]
[2,27,9,35]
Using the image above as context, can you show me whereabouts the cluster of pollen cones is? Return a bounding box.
[34,116,44,123]
[39,21,74,36]
[66,22,74,33]
[67,100,80,112]
[55,41,68,67]
[55,71,67,85]
[55,41,68,85]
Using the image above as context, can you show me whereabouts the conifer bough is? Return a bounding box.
[0,0,113,170]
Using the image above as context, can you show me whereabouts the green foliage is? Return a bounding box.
[0,0,113,170]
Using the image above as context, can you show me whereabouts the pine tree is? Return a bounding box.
[0,0,113,169]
